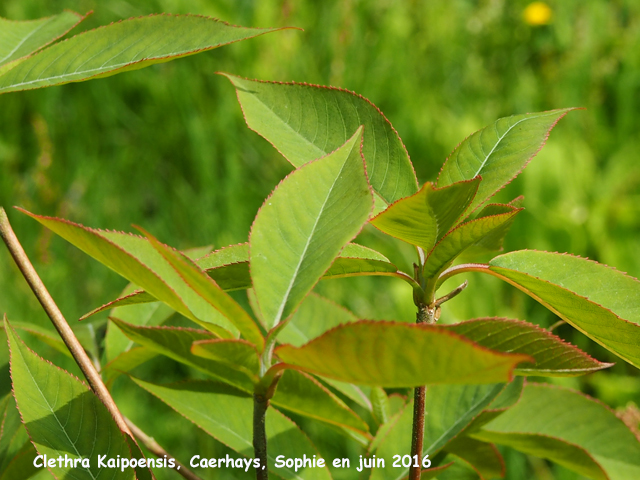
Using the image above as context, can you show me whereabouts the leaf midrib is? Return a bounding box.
[272,141,356,325]
[0,17,53,65]
[15,344,99,480]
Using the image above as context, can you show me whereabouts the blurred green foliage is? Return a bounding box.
[1,1,639,479]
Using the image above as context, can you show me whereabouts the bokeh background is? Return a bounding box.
[1,1,639,479]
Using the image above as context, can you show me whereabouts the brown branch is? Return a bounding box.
[0,207,131,435]
[125,418,202,480]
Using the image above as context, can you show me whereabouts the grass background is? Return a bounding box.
[0,0,639,479]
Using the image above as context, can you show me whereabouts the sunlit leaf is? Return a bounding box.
[479,250,640,368]
[0,10,86,74]
[251,128,373,328]
[5,319,135,480]
[132,378,331,480]
[103,346,157,388]
[437,109,576,213]
[19,209,235,337]
[275,321,531,387]
[140,227,264,348]
[472,383,640,480]
[446,318,612,376]
[370,178,480,251]
[0,15,289,93]
[423,208,521,279]
[223,73,418,204]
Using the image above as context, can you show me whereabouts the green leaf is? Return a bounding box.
[445,318,612,376]
[111,318,254,392]
[275,321,531,387]
[105,283,175,362]
[369,387,390,425]
[0,14,289,94]
[370,178,480,251]
[19,209,235,337]
[139,227,264,348]
[423,208,521,279]
[472,383,640,480]
[464,199,523,254]
[132,378,331,480]
[84,241,399,320]
[370,383,503,480]
[0,11,86,74]
[431,455,482,480]
[271,370,370,437]
[0,394,38,480]
[191,339,260,382]
[223,73,418,204]
[483,250,640,368]
[277,292,357,347]
[5,319,135,480]
[251,127,373,329]
[2,321,71,358]
[437,108,576,213]
[103,346,157,388]
[444,437,504,480]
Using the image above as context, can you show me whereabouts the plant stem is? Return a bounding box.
[0,207,131,435]
[409,303,435,480]
[253,393,269,480]
[125,417,202,480]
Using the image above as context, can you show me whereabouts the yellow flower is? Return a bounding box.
[523,2,553,26]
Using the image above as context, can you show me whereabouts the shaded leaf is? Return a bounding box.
[191,339,260,381]
[132,378,331,480]
[0,394,38,480]
[19,209,235,337]
[271,370,370,437]
[275,321,531,387]
[370,178,480,251]
[111,318,254,392]
[445,318,612,376]
[445,437,505,480]
[103,346,157,388]
[277,292,358,347]
[5,319,135,480]
[371,383,503,480]
[423,208,521,279]
[223,73,418,204]
[437,108,576,213]
[473,383,640,479]
[483,250,640,368]
[464,200,523,254]
[140,227,264,348]
[0,15,289,94]
[0,10,86,73]
[251,128,373,328]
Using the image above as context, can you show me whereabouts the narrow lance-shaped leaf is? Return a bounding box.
[445,318,612,377]
[223,73,418,204]
[5,319,136,480]
[370,178,480,251]
[0,14,291,94]
[437,108,577,213]
[472,383,640,480]
[251,127,373,329]
[464,197,524,255]
[110,318,255,392]
[423,207,521,279]
[139,226,264,348]
[19,208,235,337]
[0,11,87,74]
[191,339,260,381]
[275,321,531,387]
[132,378,332,480]
[475,250,640,368]
[82,241,400,320]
